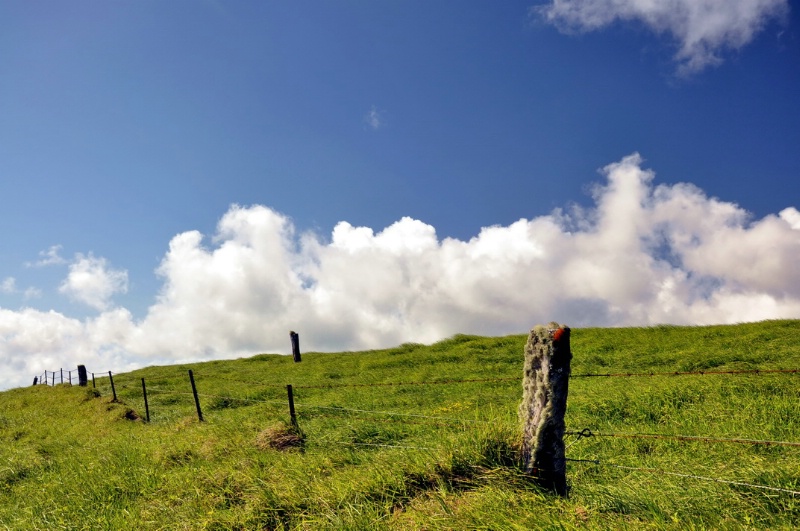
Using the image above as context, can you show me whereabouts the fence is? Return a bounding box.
[34,367,82,387]
[32,361,800,498]
[35,367,115,395]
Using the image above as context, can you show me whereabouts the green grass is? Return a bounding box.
[1,320,799,530]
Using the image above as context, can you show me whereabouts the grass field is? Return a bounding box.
[1,320,799,530]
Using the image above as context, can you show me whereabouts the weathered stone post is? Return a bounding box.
[519,322,572,496]
[77,365,88,387]
[290,331,301,363]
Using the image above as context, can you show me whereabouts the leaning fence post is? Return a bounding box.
[92,373,96,389]
[141,378,150,422]
[519,322,572,496]
[109,371,117,402]
[290,331,301,363]
[189,370,204,422]
[78,365,88,387]
[287,384,298,428]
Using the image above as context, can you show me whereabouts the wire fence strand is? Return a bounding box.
[294,376,520,389]
[570,460,800,496]
[297,403,495,424]
[565,429,800,448]
[571,368,800,378]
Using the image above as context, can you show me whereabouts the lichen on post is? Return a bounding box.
[519,322,572,496]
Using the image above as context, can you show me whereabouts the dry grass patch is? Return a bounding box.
[256,423,304,451]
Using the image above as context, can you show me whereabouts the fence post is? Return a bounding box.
[287,384,298,428]
[68,370,72,385]
[92,373,96,389]
[60,368,64,384]
[290,331,301,363]
[189,370,204,422]
[33,377,38,386]
[519,323,572,496]
[51,371,55,386]
[109,371,117,402]
[141,378,150,422]
[78,365,88,387]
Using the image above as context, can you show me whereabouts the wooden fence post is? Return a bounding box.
[287,384,298,428]
[92,373,96,389]
[33,377,38,386]
[51,371,55,386]
[60,368,64,384]
[78,365,88,387]
[290,331,301,363]
[141,378,150,422]
[109,371,117,402]
[519,322,572,496]
[189,370,204,422]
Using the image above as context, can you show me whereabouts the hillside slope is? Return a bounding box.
[2,321,799,529]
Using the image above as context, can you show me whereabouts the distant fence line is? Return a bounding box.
[33,365,800,390]
[34,367,116,390]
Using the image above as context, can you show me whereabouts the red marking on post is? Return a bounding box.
[552,328,565,342]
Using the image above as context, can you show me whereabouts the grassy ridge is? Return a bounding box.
[1,321,799,529]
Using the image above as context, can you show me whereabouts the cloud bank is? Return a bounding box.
[534,0,789,74]
[2,153,799,389]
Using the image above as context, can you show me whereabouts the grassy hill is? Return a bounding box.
[1,321,799,530]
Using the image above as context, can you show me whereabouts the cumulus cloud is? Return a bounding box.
[534,0,789,74]
[58,254,129,311]
[1,153,799,389]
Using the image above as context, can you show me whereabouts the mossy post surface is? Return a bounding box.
[520,322,572,496]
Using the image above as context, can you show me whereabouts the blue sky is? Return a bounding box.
[1,1,799,389]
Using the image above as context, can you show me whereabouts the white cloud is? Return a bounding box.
[780,207,800,230]
[1,277,16,293]
[1,154,799,390]
[58,254,129,311]
[1,277,42,301]
[23,287,42,300]
[27,245,67,267]
[534,0,789,74]
[364,105,384,130]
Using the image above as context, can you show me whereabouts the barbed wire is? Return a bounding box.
[296,402,496,425]
[295,376,519,390]
[341,442,435,451]
[301,409,467,429]
[571,368,799,378]
[565,428,800,448]
[211,375,288,388]
[194,392,289,406]
[569,459,800,496]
